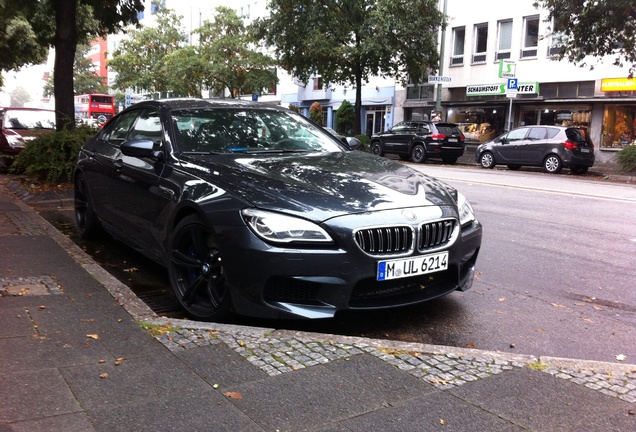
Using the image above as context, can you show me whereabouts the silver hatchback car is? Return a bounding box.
[475,125,595,174]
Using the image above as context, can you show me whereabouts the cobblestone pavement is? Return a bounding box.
[149,321,636,404]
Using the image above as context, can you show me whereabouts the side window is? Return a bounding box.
[129,109,163,146]
[527,127,547,140]
[546,128,561,139]
[101,110,139,143]
[507,128,528,141]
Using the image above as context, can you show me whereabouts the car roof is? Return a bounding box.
[0,107,56,112]
[125,98,286,112]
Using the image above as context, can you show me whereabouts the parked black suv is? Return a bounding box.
[370,121,465,164]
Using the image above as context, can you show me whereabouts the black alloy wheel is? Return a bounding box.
[543,155,563,174]
[371,142,384,156]
[479,152,495,169]
[411,144,427,163]
[168,214,231,321]
[74,173,102,239]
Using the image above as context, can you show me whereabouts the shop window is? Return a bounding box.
[559,82,578,98]
[313,76,323,91]
[602,105,636,149]
[451,27,465,66]
[521,16,539,58]
[496,20,512,60]
[472,24,488,64]
[548,18,566,57]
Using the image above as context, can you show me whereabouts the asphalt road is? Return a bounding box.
[28,164,636,363]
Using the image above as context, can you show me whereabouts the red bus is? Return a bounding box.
[74,94,115,126]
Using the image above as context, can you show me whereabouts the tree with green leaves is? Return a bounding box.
[195,7,278,98]
[252,0,444,134]
[108,8,189,97]
[534,0,636,76]
[9,86,31,107]
[43,45,108,97]
[0,0,143,130]
[336,100,354,135]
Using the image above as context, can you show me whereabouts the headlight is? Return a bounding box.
[242,209,333,244]
[6,135,25,148]
[457,193,476,226]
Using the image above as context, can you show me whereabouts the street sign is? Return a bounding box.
[498,60,516,78]
[428,76,453,84]
[506,78,518,91]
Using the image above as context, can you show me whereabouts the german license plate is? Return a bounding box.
[448,138,458,142]
[377,252,449,281]
[580,148,590,153]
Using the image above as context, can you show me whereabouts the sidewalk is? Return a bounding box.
[1,178,635,431]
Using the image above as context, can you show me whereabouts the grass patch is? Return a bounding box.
[139,321,181,336]
[526,361,549,371]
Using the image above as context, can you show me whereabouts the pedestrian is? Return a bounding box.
[432,111,442,122]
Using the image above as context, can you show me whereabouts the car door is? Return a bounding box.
[382,122,416,153]
[496,127,530,163]
[521,126,550,165]
[109,108,172,252]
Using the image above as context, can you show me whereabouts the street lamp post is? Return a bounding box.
[435,0,448,115]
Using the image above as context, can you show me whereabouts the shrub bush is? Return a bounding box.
[616,145,636,173]
[10,125,97,183]
[355,134,371,152]
[309,102,323,125]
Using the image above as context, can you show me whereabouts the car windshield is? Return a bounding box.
[172,108,343,154]
[2,109,56,130]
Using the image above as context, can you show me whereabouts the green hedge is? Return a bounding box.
[10,126,97,183]
[617,145,636,173]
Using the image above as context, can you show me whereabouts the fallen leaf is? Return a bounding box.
[223,391,243,399]
[115,357,124,366]
[616,354,627,361]
[440,419,446,425]
[213,384,220,389]
[466,342,476,348]
[38,305,46,310]
[593,305,603,311]
[551,303,565,308]
[86,334,99,339]
[98,360,106,364]
[123,267,139,272]
[498,297,506,302]
[100,373,109,379]
[582,318,593,323]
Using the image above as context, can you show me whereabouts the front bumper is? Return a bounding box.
[219,208,482,319]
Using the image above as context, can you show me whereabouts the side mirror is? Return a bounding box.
[121,139,163,159]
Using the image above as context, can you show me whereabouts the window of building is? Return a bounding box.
[406,84,434,100]
[602,105,636,149]
[451,27,465,66]
[313,76,323,91]
[521,16,539,58]
[548,18,566,57]
[472,24,488,64]
[496,20,513,60]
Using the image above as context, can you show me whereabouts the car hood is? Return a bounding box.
[178,151,457,221]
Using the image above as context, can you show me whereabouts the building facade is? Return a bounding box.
[420,0,635,163]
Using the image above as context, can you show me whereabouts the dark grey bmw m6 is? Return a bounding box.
[73,98,482,321]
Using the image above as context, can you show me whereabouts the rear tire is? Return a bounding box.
[543,155,562,173]
[570,165,588,175]
[442,156,458,164]
[411,144,427,163]
[74,173,103,239]
[479,152,495,169]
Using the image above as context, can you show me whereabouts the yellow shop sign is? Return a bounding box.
[601,78,636,92]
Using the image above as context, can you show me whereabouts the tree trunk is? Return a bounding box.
[354,68,362,136]
[53,0,78,131]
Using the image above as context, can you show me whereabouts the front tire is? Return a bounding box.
[479,152,495,169]
[543,155,562,173]
[411,144,427,163]
[74,173,103,239]
[168,214,232,321]
[371,141,384,156]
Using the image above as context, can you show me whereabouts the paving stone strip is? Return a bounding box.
[150,324,636,402]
